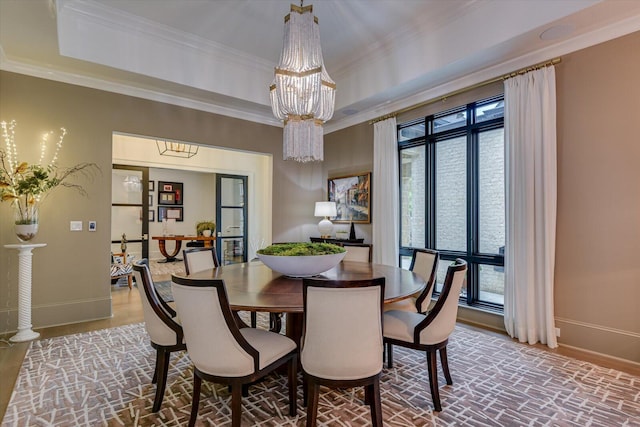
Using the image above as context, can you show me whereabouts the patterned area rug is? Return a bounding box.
[3,319,639,426]
[153,280,173,302]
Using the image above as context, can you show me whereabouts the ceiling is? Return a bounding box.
[1,0,639,133]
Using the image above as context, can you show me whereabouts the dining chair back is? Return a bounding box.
[341,243,372,263]
[132,259,185,412]
[383,258,467,412]
[183,245,259,327]
[385,248,439,313]
[171,275,297,427]
[301,276,385,427]
[183,246,219,274]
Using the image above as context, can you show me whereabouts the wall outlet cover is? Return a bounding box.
[70,221,83,231]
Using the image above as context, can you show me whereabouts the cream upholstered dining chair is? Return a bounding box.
[301,277,385,427]
[383,258,467,412]
[341,243,373,263]
[132,259,186,412]
[183,246,259,328]
[182,246,219,274]
[171,275,298,427]
[384,248,439,313]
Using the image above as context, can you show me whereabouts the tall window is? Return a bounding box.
[398,96,505,310]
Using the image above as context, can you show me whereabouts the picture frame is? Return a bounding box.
[158,206,183,222]
[149,194,153,207]
[158,191,176,205]
[149,209,155,222]
[158,181,183,205]
[328,172,371,223]
[149,180,155,192]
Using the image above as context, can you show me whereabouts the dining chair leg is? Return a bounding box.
[152,350,160,384]
[152,349,170,412]
[368,378,383,427]
[386,342,394,368]
[426,350,442,412]
[439,346,453,385]
[306,379,320,427]
[269,313,282,333]
[288,355,298,416]
[189,372,202,427]
[231,380,243,427]
[302,374,308,406]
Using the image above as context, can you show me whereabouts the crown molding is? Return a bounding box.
[325,12,640,134]
[0,54,281,128]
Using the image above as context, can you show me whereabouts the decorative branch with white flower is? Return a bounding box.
[0,120,98,224]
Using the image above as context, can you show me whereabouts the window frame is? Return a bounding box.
[398,95,505,311]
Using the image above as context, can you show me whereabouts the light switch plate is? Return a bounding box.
[70,221,83,231]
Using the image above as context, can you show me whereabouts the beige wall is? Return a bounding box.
[553,31,640,362]
[0,71,318,329]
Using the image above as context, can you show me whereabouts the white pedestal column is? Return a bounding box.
[4,243,47,342]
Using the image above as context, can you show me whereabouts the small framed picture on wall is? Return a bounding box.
[149,209,155,222]
[158,191,176,205]
[158,206,183,222]
[158,181,183,205]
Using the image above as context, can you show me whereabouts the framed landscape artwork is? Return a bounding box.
[328,172,371,223]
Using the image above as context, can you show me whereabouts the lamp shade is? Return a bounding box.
[314,201,337,218]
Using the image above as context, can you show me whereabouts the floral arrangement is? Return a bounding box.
[0,120,98,225]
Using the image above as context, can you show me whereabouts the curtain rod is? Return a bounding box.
[369,57,561,124]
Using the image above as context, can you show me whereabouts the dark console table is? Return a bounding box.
[310,237,364,244]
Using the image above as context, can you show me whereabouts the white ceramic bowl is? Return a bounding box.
[257,252,346,278]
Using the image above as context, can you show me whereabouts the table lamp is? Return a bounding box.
[314,201,337,238]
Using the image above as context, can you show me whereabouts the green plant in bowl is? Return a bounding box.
[257,243,346,277]
[196,220,216,236]
[257,242,345,256]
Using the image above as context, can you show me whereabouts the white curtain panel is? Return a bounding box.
[504,66,558,348]
[372,117,399,266]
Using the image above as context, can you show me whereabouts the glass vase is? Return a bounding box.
[13,200,39,242]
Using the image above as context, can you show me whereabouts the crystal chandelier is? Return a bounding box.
[270,2,335,163]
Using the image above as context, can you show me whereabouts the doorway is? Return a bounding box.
[111,165,150,259]
[111,132,272,262]
[217,174,248,264]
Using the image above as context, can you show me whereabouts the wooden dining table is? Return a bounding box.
[171,260,425,345]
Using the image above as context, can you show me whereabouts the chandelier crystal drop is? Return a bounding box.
[270,2,335,163]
